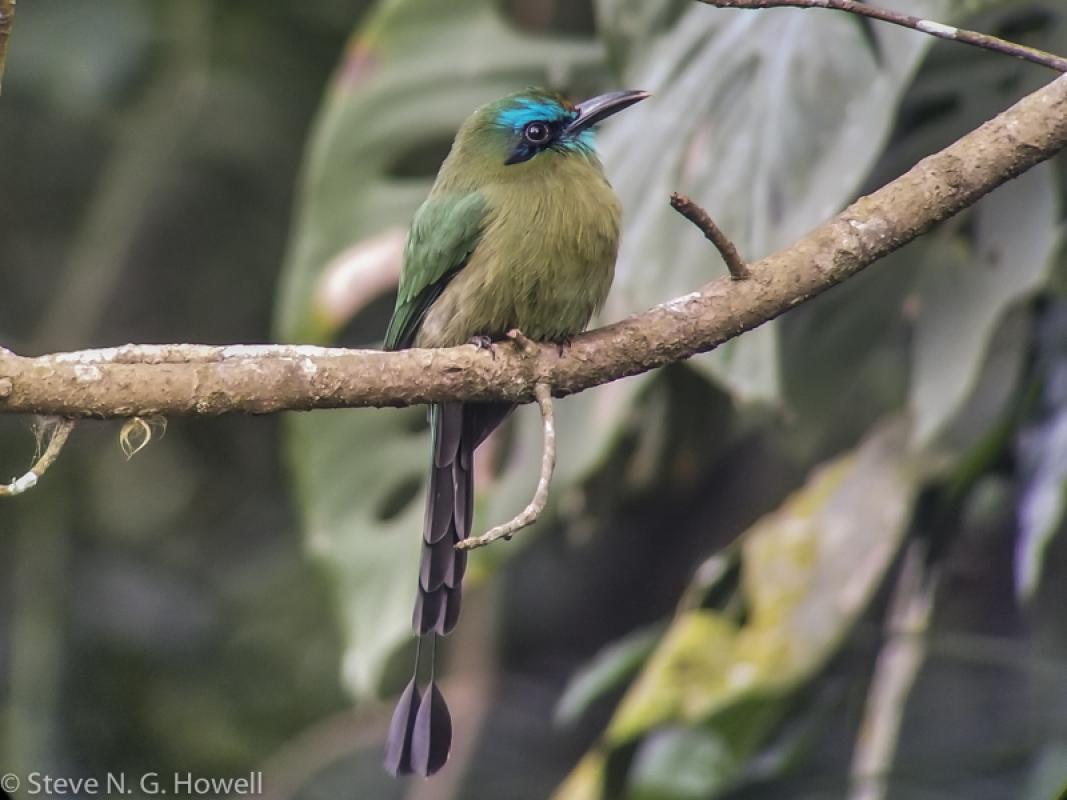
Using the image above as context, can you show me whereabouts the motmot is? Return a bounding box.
[382,86,648,777]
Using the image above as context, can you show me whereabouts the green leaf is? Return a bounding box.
[275,0,604,699]
[909,163,1061,445]
[554,421,926,799]
[7,0,154,117]
[596,0,954,403]
[287,408,426,695]
[556,625,663,727]
[779,3,1064,460]
[941,305,1031,454]
[626,726,734,800]
[778,244,919,460]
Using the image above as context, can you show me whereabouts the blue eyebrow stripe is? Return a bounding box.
[495,100,573,130]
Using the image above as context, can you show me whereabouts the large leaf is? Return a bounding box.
[593,0,691,65]
[7,0,154,118]
[554,421,925,799]
[555,625,664,727]
[275,0,604,698]
[595,0,956,403]
[909,163,1061,445]
[490,0,967,539]
[1016,301,1067,600]
[770,0,1054,463]
[769,0,1065,474]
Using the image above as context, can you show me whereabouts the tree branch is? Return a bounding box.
[0,0,15,96]
[457,383,556,550]
[1,74,1066,418]
[849,543,937,800]
[0,419,75,497]
[670,193,750,280]
[697,0,1067,73]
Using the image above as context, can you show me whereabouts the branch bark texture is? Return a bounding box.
[0,0,15,95]
[2,74,1067,419]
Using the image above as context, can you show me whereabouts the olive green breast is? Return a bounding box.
[415,154,621,348]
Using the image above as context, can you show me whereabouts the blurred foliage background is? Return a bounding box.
[2,0,1067,798]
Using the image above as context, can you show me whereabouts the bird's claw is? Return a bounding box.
[468,335,495,359]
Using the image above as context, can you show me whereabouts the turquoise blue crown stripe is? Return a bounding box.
[495,99,573,130]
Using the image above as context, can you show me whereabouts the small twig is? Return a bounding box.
[698,0,1067,73]
[0,0,15,96]
[670,193,750,280]
[456,383,556,550]
[848,542,938,800]
[0,418,75,497]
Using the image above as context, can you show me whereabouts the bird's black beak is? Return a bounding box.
[565,89,650,136]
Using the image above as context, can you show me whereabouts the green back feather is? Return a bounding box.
[384,192,487,350]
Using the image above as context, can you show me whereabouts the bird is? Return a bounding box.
[381,86,648,777]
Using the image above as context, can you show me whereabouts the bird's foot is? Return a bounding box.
[468,335,495,360]
[553,336,574,357]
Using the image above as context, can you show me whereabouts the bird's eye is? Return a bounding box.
[523,121,552,145]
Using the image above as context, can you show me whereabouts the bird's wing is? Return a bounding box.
[384,192,488,351]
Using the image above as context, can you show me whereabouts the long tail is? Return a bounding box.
[384,401,510,777]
